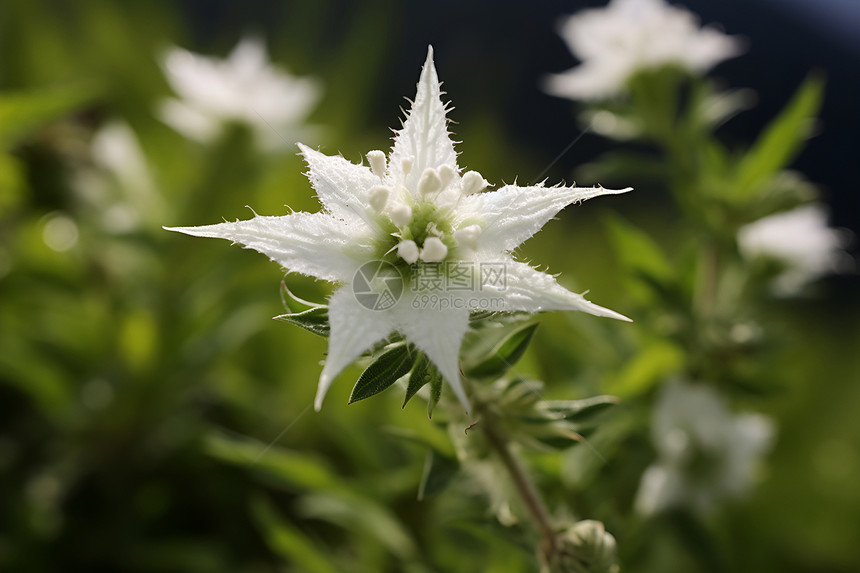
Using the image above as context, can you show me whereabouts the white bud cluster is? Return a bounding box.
[368,156,490,265]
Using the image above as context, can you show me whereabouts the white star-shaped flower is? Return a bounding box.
[165,47,631,413]
[158,36,320,149]
[544,0,743,101]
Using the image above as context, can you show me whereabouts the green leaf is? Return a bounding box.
[298,491,417,560]
[500,376,543,409]
[427,374,443,418]
[463,322,539,379]
[604,214,671,282]
[0,83,99,149]
[732,75,824,200]
[273,305,330,337]
[402,354,437,408]
[203,430,341,493]
[529,431,586,451]
[275,281,331,336]
[541,395,620,422]
[606,341,684,398]
[349,343,415,404]
[250,497,337,573]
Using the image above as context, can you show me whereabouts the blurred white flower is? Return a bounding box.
[738,204,852,294]
[74,121,164,233]
[158,36,320,149]
[635,381,774,516]
[545,0,743,100]
[166,47,631,413]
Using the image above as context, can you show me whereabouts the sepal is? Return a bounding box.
[274,281,330,337]
[349,343,416,404]
[462,317,539,380]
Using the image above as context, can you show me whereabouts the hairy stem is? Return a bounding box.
[479,407,558,561]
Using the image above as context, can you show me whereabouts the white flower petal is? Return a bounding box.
[393,301,471,413]
[545,0,742,101]
[160,39,320,149]
[158,98,220,143]
[91,121,156,195]
[298,143,379,225]
[635,464,684,516]
[316,288,395,410]
[165,212,370,282]
[491,260,631,321]
[461,184,632,253]
[389,46,458,194]
[737,204,850,293]
[228,35,268,78]
[162,46,222,110]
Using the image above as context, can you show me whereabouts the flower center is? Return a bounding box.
[389,199,457,265]
[364,154,487,272]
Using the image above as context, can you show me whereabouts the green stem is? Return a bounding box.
[478,406,558,562]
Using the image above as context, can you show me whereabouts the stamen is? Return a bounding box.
[418,168,442,195]
[401,156,414,177]
[461,171,488,195]
[366,150,387,179]
[453,224,482,250]
[438,164,456,188]
[420,237,448,262]
[367,185,390,211]
[397,240,419,264]
[390,203,413,227]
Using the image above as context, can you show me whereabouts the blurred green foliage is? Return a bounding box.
[1,2,859,573]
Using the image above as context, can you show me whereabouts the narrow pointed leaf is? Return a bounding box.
[542,395,620,422]
[273,306,330,337]
[402,354,436,407]
[531,431,586,451]
[250,497,337,573]
[732,75,824,199]
[501,376,543,409]
[464,322,539,379]
[427,374,443,418]
[348,344,415,404]
[604,214,672,281]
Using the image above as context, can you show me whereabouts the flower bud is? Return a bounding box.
[543,520,619,573]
